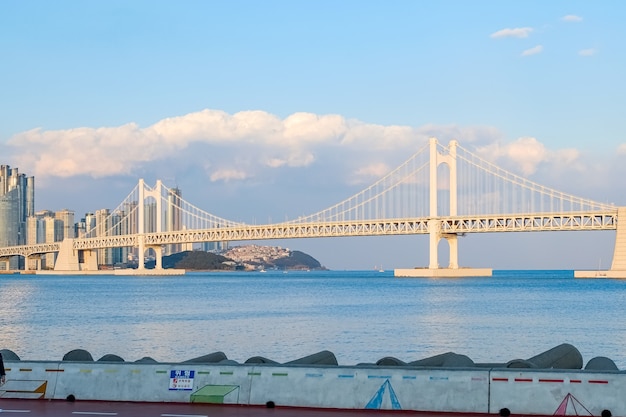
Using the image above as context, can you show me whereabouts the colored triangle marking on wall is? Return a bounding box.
[365,379,402,410]
[554,393,593,416]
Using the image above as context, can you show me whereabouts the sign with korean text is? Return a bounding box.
[169,370,195,391]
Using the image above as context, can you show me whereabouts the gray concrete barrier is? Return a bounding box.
[1,358,625,416]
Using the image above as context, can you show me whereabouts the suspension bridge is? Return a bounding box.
[0,138,623,277]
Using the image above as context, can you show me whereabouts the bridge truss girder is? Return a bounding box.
[441,211,617,234]
[0,212,618,259]
[0,211,618,271]
[0,242,61,258]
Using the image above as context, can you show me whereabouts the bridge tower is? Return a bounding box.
[395,138,492,277]
[137,179,164,270]
[428,137,459,269]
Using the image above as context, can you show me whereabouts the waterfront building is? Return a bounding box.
[26,212,48,269]
[55,209,75,240]
[75,218,87,239]
[121,202,138,264]
[83,212,96,237]
[25,215,39,269]
[144,201,157,233]
[109,209,129,266]
[44,216,63,268]
[202,241,230,252]
[0,165,34,270]
[95,208,113,267]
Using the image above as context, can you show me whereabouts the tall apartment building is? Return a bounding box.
[55,209,75,240]
[95,208,113,266]
[25,210,63,269]
[0,165,34,270]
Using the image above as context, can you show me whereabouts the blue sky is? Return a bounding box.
[2,1,625,270]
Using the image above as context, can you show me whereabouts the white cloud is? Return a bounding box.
[415,124,503,146]
[521,45,543,56]
[7,109,603,206]
[9,109,436,182]
[209,168,249,182]
[476,137,581,177]
[505,137,548,175]
[349,162,391,185]
[578,48,596,56]
[562,15,583,22]
[263,152,315,169]
[266,158,287,168]
[490,27,533,39]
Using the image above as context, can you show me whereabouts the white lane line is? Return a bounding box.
[161,414,208,417]
[0,410,32,414]
[72,413,118,416]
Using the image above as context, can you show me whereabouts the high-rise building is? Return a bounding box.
[95,208,112,267]
[23,210,58,269]
[83,212,96,237]
[0,165,34,270]
[55,209,75,240]
[26,211,50,269]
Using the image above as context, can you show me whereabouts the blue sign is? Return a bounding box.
[169,370,195,391]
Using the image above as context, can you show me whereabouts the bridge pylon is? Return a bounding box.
[137,178,165,271]
[395,138,492,278]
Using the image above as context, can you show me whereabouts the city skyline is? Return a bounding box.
[2,1,625,270]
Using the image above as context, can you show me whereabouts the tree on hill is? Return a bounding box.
[162,251,232,270]
[273,250,322,270]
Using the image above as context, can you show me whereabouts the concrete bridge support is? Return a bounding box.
[443,233,459,269]
[576,206,626,278]
[53,239,98,271]
[149,245,163,269]
[610,207,626,270]
[24,254,42,271]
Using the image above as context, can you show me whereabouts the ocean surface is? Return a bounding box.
[1,269,626,369]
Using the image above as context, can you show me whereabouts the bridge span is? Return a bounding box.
[1,139,624,277]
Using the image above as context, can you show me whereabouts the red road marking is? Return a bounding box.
[161,414,208,417]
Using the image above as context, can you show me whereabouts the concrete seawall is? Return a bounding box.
[1,344,624,415]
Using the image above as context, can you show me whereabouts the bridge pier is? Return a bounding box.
[443,234,459,269]
[138,235,145,270]
[610,206,626,271]
[137,240,164,271]
[24,254,38,271]
[427,221,459,269]
[575,206,626,278]
[428,220,439,269]
[53,239,98,271]
[149,245,163,270]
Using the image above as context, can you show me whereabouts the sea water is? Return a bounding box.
[1,270,625,369]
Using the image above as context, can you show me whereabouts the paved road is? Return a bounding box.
[0,399,442,417]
